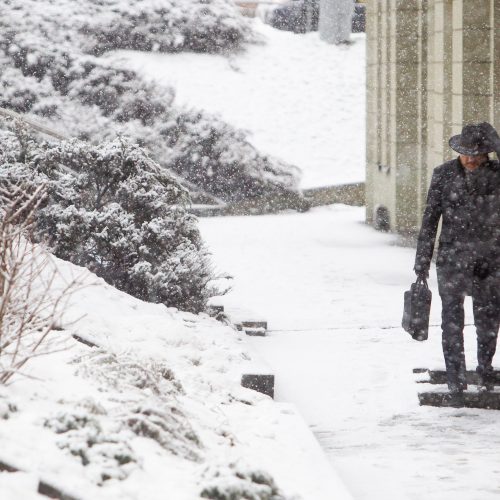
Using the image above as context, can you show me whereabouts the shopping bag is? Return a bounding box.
[402,277,432,341]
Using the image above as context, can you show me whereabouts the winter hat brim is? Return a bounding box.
[449,132,494,156]
[449,135,492,155]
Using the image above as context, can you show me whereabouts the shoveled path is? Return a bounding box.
[199,205,500,500]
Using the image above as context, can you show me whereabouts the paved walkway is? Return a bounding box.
[199,206,500,500]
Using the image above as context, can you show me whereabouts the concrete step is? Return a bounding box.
[241,373,275,398]
[238,340,275,399]
[418,390,500,409]
[414,368,500,385]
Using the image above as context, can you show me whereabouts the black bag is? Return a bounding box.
[402,277,432,341]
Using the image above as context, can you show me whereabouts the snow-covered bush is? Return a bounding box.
[75,350,183,396]
[44,400,139,484]
[66,62,173,124]
[0,128,24,161]
[201,464,293,500]
[74,349,202,460]
[0,68,41,114]
[44,348,207,484]
[163,111,301,202]
[83,0,255,55]
[3,37,172,123]
[2,128,218,312]
[127,404,201,460]
[0,0,302,204]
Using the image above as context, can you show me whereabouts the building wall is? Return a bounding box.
[366,0,499,234]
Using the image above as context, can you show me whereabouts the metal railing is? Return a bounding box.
[0,106,68,141]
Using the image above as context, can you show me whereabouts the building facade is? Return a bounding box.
[366,0,500,234]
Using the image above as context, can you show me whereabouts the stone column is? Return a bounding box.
[394,0,422,233]
[365,0,378,224]
[417,0,429,219]
[370,0,397,230]
[427,0,454,168]
[494,1,500,130]
[461,0,494,123]
[451,0,463,129]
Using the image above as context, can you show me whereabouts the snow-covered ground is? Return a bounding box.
[110,20,365,188]
[199,205,500,500]
[0,254,350,500]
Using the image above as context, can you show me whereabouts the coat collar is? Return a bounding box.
[454,156,492,176]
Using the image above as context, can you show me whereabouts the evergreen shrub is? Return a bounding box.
[1,130,217,313]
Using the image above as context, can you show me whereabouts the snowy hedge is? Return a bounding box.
[83,0,255,55]
[0,128,217,313]
[0,0,302,204]
[201,466,290,499]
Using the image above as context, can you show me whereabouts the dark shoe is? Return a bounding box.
[477,384,493,393]
[477,376,494,392]
[449,380,467,392]
[476,368,495,392]
[442,390,465,408]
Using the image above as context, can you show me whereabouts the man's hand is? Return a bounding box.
[473,259,490,280]
[480,122,500,154]
[414,263,429,281]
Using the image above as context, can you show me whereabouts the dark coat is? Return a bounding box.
[415,158,500,295]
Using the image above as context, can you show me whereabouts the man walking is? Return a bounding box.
[414,123,500,406]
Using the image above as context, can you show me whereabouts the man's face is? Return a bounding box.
[459,153,488,171]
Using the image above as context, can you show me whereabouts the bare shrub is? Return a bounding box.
[0,180,81,384]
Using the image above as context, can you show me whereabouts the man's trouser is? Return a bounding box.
[439,277,500,391]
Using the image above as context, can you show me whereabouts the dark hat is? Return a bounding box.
[449,124,494,156]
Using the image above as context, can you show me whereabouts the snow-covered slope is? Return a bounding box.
[0,254,349,500]
[110,20,366,189]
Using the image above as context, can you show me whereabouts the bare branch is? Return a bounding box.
[0,185,84,384]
